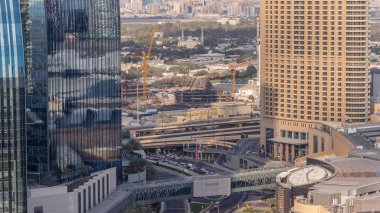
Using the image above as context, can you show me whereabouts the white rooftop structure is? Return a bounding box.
[287,166,332,186]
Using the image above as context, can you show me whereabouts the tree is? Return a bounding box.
[78,165,89,178]
[121,139,143,155]
[194,70,208,76]
[122,130,131,139]
[246,65,257,77]
[28,179,38,187]
[205,81,213,90]
[146,164,157,181]
[147,67,165,77]
[125,69,140,80]
[62,167,74,183]
[41,173,55,187]
[126,202,152,213]
[127,157,147,173]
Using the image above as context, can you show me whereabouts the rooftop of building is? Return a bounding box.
[278,156,380,189]
[287,166,332,186]
[343,132,375,150]
[335,122,380,160]
[277,165,332,187]
[328,157,380,175]
[302,157,380,197]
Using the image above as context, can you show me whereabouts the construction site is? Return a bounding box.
[121,22,260,161]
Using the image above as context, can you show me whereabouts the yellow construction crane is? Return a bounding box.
[141,24,157,109]
[229,62,238,99]
[126,24,157,109]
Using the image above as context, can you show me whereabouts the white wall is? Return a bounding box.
[28,167,117,213]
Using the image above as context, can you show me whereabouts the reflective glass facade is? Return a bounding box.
[25,0,49,174]
[0,0,27,212]
[25,0,122,179]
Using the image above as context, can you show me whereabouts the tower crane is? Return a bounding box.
[141,24,157,109]
[125,24,157,110]
[229,62,238,100]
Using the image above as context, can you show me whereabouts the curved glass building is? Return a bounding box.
[25,0,121,181]
[0,0,27,212]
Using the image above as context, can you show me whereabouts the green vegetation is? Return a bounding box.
[121,139,143,154]
[240,210,273,213]
[41,173,55,187]
[125,202,152,213]
[168,65,190,74]
[168,62,207,70]
[120,20,257,61]
[122,130,131,139]
[150,162,191,176]
[62,167,74,183]
[78,165,89,178]
[194,70,208,76]
[152,76,212,89]
[146,164,157,181]
[245,65,257,77]
[124,156,146,173]
[124,66,140,80]
[148,67,165,77]
[190,202,209,213]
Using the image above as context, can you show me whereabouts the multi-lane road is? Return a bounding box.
[154,166,186,213]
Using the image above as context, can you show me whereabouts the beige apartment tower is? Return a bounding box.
[260,0,370,161]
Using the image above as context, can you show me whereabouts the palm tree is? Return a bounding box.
[41,173,55,187]
[128,157,147,173]
[78,165,89,178]
[121,140,143,156]
[146,164,157,181]
[62,167,74,183]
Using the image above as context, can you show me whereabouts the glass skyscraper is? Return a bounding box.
[25,0,122,181]
[0,0,27,212]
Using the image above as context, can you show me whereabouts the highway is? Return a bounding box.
[154,166,186,213]
[148,152,232,175]
[153,155,268,213]
[163,200,185,213]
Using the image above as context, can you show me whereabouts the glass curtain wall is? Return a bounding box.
[24,0,121,183]
[45,0,121,177]
[0,0,27,212]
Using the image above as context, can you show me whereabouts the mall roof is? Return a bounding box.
[328,158,380,175]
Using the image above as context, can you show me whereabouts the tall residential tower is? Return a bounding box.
[0,1,27,212]
[260,0,370,161]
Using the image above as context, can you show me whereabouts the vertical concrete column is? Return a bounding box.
[285,144,289,162]
[274,142,278,160]
[291,145,295,162]
[279,143,283,161]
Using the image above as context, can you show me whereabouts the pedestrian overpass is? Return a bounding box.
[90,166,291,213]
